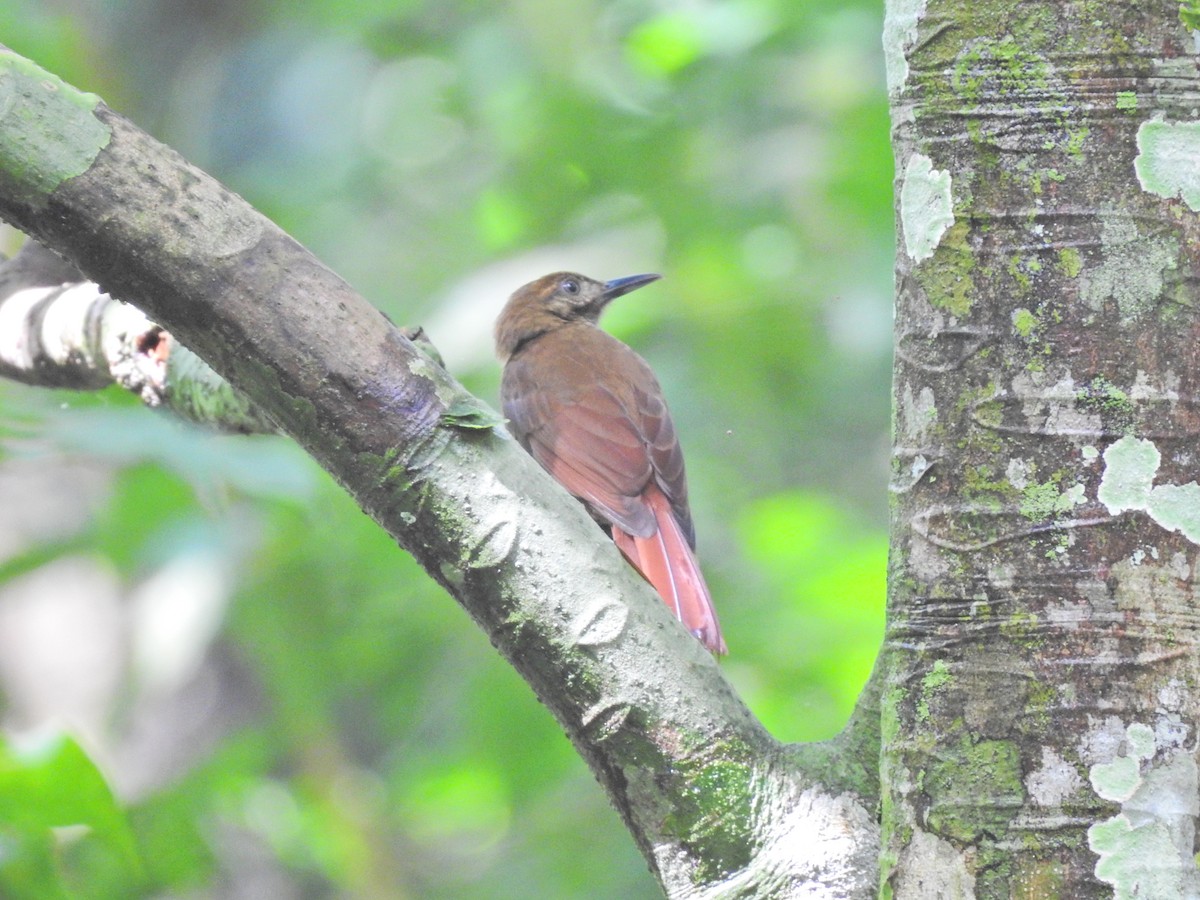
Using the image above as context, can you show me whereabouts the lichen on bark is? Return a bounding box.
[884,0,1200,894]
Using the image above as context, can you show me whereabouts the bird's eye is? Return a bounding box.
[561,278,580,295]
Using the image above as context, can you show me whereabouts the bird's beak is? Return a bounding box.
[601,273,662,304]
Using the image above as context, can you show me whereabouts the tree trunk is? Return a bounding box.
[885,0,1200,894]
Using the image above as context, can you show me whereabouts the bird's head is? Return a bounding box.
[494,271,661,361]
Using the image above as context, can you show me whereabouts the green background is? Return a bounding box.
[0,1,892,896]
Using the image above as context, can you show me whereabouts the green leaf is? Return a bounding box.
[441,398,505,431]
[0,734,143,897]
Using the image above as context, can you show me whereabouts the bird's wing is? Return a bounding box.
[504,369,656,537]
[501,332,695,547]
[629,380,695,548]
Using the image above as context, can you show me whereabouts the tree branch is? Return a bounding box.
[0,46,881,896]
[0,241,275,430]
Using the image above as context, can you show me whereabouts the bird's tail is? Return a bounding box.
[613,484,727,655]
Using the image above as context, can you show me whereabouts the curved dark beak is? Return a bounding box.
[601,273,662,303]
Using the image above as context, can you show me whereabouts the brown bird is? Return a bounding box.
[495,272,726,654]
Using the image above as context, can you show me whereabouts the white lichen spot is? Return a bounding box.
[1099,436,1200,545]
[891,453,934,494]
[1027,747,1084,807]
[1154,683,1194,753]
[1089,728,1148,803]
[1127,722,1156,758]
[1130,369,1180,401]
[408,354,436,380]
[1087,720,1200,899]
[1156,718,1191,755]
[911,454,930,480]
[909,529,951,581]
[1147,483,1200,544]
[901,382,938,440]
[1089,815,1192,899]
[1080,715,1131,765]
[1158,679,1186,713]
[900,154,955,264]
[1010,371,1102,439]
[1134,119,1200,211]
[1082,445,1099,462]
[1044,404,1103,440]
[1006,458,1032,490]
[1094,763,1137,801]
[1079,217,1177,324]
[1098,436,1160,514]
[408,353,460,406]
[882,0,928,96]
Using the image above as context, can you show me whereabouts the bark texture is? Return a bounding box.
[886,1,1200,895]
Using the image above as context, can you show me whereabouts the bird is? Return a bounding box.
[495,271,726,654]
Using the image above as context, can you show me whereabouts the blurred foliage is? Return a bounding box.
[0,734,142,899]
[0,0,892,895]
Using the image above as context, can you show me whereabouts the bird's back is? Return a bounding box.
[501,324,695,547]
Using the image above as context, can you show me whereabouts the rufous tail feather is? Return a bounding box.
[612,484,726,654]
